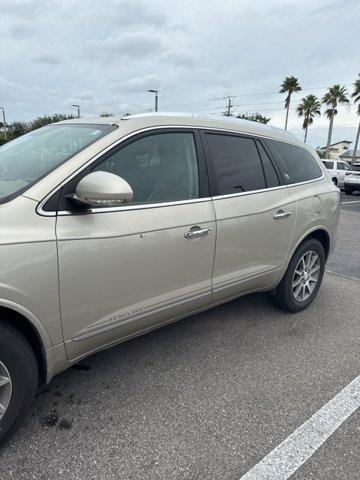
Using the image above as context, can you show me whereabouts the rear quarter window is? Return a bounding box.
[265,140,322,184]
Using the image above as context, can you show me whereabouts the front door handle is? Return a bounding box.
[184,226,211,239]
[273,210,292,220]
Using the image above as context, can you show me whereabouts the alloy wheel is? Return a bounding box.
[292,250,320,302]
[0,361,12,421]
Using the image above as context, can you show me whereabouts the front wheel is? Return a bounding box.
[344,187,353,195]
[0,320,38,445]
[268,238,325,313]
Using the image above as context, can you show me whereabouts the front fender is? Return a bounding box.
[0,298,52,349]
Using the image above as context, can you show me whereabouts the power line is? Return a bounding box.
[160,96,229,109]
[161,80,354,110]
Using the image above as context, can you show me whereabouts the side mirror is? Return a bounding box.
[72,171,133,207]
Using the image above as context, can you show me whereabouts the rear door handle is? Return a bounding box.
[184,226,211,239]
[273,210,292,220]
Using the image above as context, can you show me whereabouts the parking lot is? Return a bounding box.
[0,193,359,480]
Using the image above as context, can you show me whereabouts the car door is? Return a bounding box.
[264,138,326,254]
[55,129,216,360]
[201,131,296,297]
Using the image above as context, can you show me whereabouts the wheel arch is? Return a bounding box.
[291,227,331,262]
[0,304,50,384]
[269,227,331,304]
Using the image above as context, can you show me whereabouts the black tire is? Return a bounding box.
[0,320,38,446]
[332,177,338,186]
[344,187,352,195]
[268,238,325,313]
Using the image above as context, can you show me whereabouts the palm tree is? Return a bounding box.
[322,85,350,158]
[279,76,302,130]
[352,74,360,164]
[297,94,321,142]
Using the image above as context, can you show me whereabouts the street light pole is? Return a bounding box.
[147,89,159,112]
[0,107,7,140]
[72,104,80,118]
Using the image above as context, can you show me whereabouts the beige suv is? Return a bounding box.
[0,113,340,443]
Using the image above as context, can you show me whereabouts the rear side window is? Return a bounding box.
[206,134,266,194]
[323,161,334,169]
[266,140,322,184]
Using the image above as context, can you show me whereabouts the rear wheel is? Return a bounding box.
[332,177,338,186]
[0,320,38,445]
[268,238,325,313]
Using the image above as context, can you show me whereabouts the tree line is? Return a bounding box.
[0,113,76,146]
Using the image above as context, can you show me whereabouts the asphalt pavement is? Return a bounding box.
[0,194,359,480]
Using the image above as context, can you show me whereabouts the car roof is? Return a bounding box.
[56,112,302,146]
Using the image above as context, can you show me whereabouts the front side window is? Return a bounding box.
[337,162,345,170]
[0,124,116,203]
[92,132,199,204]
[266,140,322,184]
[206,134,266,194]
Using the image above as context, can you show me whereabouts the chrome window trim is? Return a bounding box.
[59,196,212,216]
[36,124,324,217]
[211,173,324,201]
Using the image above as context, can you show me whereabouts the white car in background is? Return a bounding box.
[322,160,353,187]
[344,166,360,194]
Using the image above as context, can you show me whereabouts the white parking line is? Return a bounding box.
[342,200,360,204]
[239,375,360,480]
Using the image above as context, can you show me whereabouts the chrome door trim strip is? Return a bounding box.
[212,267,279,293]
[71,287,210,342]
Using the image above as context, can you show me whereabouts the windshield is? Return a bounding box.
[0,123,117,203]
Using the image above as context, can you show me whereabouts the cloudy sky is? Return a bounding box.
[1,0,359,147]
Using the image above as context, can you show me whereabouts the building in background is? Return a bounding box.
[339,149,360,165]
[317,140,352,159]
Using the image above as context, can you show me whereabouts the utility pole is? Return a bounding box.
[224,96,235,116]
[148,89,159,112]
[72,104,80,118]
[0,107,7,140]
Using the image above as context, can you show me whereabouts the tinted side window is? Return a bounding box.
[92,132,199,204]
[256,141,280,188]
[337,163,345,170]
[323,161,334,169]
[206,134,266,194]
[266,140,322,184]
